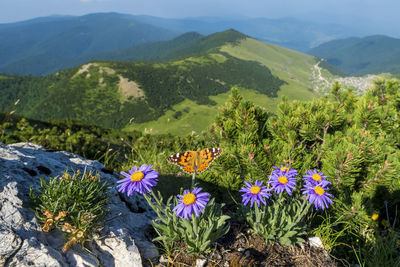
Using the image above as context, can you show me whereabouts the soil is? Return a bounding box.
[151,221,337,267]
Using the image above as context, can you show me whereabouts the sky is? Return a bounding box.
[1,0,399,35]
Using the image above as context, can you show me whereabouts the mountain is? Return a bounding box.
[0,30,338,135]
[0,13,362,76]
[308,35,400,75]
[79,29,252,64]
[133,15,359,52]
[136,16,360,52]
[0,13,179,75]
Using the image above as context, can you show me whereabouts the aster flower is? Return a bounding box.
[303,169,330,186]
[268,170,297,195]
[302,180,334,210]
[173,187,210,220]
[239,180,272,207]
[117,164,159,196]
[272,164,298,178]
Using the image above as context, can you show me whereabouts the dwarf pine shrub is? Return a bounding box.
[206,81,400,264]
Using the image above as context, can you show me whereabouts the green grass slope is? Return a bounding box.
[0,52,285,130]
[308,35,400,75]
[0,30,338,135]
[130,37,337,135]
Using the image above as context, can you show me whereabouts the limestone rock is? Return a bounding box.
[308,236,324,249]
[0,142,158,267]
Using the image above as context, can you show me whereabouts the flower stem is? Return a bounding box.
[192,172,196,189]
[144,192,162,218]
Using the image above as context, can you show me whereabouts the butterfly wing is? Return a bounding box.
[167,151,195,174]
[196,148,222,173]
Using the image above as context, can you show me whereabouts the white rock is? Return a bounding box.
[0,224,22,266]
[308,236,324,249]
[158,255,168,263]
[195,258,207,267]
[0,142,158,267]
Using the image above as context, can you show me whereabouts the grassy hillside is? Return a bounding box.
[0,50,285,130]
[0,30,339,135]
[129,37,338,135]
[308,35,400,75]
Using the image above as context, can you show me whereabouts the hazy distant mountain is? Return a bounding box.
[308,35,400,75]
[133,15,359,51]
[0,12,364,76]
[0,13,179,75]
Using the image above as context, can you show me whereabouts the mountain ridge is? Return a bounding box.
[0,29,340,135]
[81,29,247,63]
[0,12,364,76]
[0,13,179,75]
[308,35,400,75]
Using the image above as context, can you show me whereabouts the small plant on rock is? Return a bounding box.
[29,169,109,251]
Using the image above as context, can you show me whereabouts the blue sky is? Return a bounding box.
[1,0,399,35]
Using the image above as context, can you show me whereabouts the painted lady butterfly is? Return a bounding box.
[167,148,222,174]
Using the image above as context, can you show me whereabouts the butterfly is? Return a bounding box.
[167,148,222,174]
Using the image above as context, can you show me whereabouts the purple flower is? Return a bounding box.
[303,169,330,186]
[117,164,159,196]
[268,170,297,196]
[173,187,210,220]
[272,164,298,178]
[302,180,334,210]
[239,180,272,207]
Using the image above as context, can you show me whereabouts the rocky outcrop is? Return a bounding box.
[0,142,158,267]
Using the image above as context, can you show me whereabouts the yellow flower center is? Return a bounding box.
[250,186,261,195]
[130,171,144,182]
[183,193,196,205]
[280,166,289,172]
[278,176,288,184]
[314,186,325,196]
[312,174,322,182]
[371,214,379,221]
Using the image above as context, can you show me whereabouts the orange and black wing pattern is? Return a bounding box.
[167,148,222,174]
[196,148,223,174]
[167,151,196,174]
